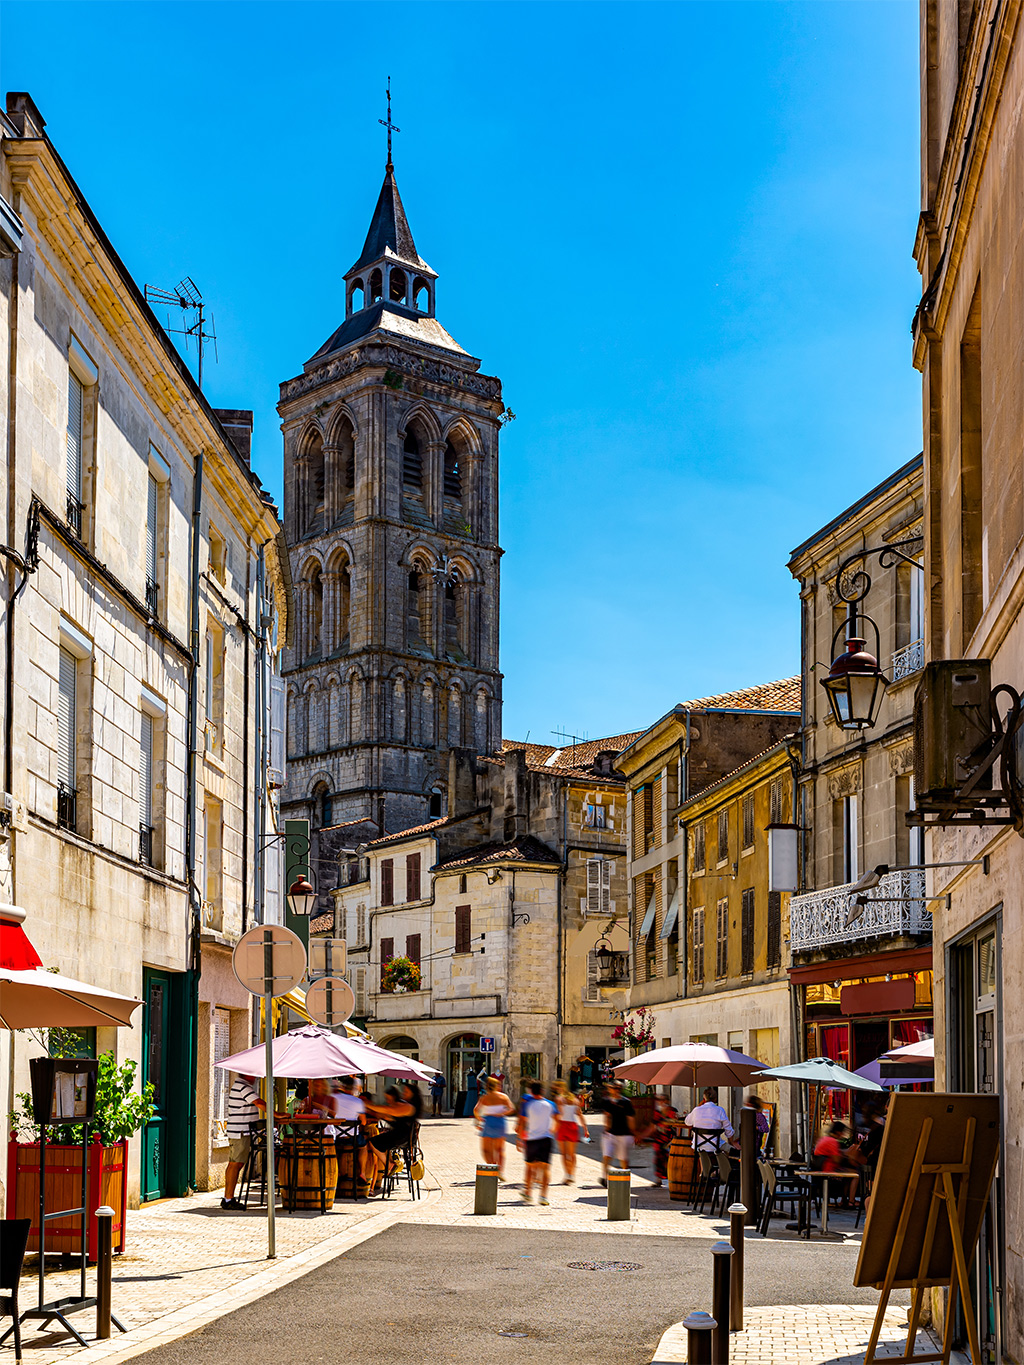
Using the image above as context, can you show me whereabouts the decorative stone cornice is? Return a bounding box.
[280,342,502,406]
[827,764,861,800]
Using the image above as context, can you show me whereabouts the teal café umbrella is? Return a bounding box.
[753,1056,883,1153]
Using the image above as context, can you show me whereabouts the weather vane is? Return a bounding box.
[379,77,401,170]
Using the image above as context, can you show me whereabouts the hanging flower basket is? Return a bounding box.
[381,956,420,994]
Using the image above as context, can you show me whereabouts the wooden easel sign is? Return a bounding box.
[854,1092,1000,1364]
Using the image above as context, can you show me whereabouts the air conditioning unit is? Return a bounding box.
[913,660,998,810]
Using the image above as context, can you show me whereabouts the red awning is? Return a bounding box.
[788,944,933,987]
[0,915,42,971]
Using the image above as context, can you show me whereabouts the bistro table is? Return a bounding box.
[277,1115,338,1212]
[793,1168,858,1236]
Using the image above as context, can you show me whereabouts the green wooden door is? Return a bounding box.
[141,969,171,1200]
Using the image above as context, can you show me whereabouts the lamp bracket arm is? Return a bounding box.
[833,536,924,607]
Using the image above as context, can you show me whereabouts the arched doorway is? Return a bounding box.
[447,1033,485,1111]
[382,1034,419,1062]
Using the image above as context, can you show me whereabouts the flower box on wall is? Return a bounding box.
[5,1136,128,1261]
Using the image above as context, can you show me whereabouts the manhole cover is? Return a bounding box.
[567,1260,643,1272]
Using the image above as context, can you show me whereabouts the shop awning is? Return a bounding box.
[638,892,657,938]
[659,888,679,939]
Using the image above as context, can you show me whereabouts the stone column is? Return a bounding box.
[323,572,338,655]
[323,445,339,525]
[425,441,444,524]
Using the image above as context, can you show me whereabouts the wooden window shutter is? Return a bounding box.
[766,891,781,968]
[381,937,395,962]
[455,904,471,954]
[585,950,600,1001]
[692,908,704,984]
[717,810,729,864]
[742,794,755,850]
[146,474,158,585]
[406,852,421,902]
[356,904,366,945]
[67,370,83,504]
[741,887,755,974]
[57,648,77,792]
[586,859,601,915]
[693,823,705,872]
[405,933,421,965]
[139,711,154,830]
[716,899,729,978]
[354,967,366,1013]
[600,859,612,914]
[380,858,394,906]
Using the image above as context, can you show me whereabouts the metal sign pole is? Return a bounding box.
[263,931,276,1260]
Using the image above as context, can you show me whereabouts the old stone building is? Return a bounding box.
[787,458,932,1133]
[616,681,801,1145]
[0,92,288,1206]
[912,0,1024,1351]
[279,155,504,843]
[325,735,637,1094]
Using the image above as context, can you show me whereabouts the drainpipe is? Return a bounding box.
[557,785,567,1077]
[253,545,267,928]
[184,453,203,1191]
[240,544,251,935]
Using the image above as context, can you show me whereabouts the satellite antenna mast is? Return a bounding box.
[552,727,588,767]
[144,277,218,390]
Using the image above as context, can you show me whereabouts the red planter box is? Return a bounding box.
[5,1136,127,1261]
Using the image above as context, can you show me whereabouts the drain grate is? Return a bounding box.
[567,1260,643,1272]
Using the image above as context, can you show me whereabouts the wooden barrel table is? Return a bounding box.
[277,1118,338,1211]
[667,1127,698,1202]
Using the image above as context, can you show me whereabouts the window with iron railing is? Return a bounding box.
[145,577,159,614]
[66,493,84,538]
[139,824,154,867]
[57,781,77,834]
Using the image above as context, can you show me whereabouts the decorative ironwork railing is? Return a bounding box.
[891,638,925,681]
[790,869,930,951]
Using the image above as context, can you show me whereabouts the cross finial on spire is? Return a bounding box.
[378,77,401,171]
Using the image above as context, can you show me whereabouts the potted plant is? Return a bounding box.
[7,1047,154,1260]
[381,956,421,994]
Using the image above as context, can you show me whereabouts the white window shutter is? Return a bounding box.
[354,967,367,1013]
[146,474,158,583]
[67,371,83,503]
[212,1007,231,1139]
[139,711,153,829]
[585,950,599,1001]
[586,858,600,915]
[57,649,77,791]
[600,859,612,914]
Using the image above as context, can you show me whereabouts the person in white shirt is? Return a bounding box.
[516,1082,556,1205]
[332,1075,371,1188]
[684,1087,738,1152]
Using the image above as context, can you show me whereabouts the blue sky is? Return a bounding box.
[3,1,922,743]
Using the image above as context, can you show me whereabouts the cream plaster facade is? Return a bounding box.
[0,93,287,1208]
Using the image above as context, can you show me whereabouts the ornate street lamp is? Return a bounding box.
[821,630,889,730]
[287,874,317,918]
[595,935,626,985]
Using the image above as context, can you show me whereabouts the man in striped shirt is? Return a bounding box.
[221,1074,265,1210]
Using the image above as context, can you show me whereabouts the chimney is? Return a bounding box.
[6,93,46,138]
[214,409,253,466]
[448,748,478,817]
[503,748,529,842]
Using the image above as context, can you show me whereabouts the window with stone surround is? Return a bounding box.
[692,907,705,984]
[380,858,394,907]
[57,647,78,833]
[455,904,471,954]
[406,852,421,902]
[715,898,729,978]
[741,888,755,975]
[693,822,705,872]
[716,810,729,866]
[742,794,755,851]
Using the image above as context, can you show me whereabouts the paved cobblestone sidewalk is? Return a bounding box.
[12,1115,887,1365]
[650,1304,968,1365]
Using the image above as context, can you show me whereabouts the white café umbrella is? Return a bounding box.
[216,1024,438,1082]
[0,966,143,1030]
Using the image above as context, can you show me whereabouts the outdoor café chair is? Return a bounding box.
[694,1151,719,1215]
[758,1160,812,1238]
[240,1120,275,1208]
[333,1119,364,1202]
[0,1217,30,1363]
[713,1149,741,1216]
[381,1121,422,1202]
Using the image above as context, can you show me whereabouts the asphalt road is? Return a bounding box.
[131,1223,897,1365]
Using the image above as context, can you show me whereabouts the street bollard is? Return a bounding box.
[473,1163,499,1215]
[683,1310,716,1365]
[95,1205,115,1340]
[711,1240,734,1364]
[607,1167,631,1221]
[727,1202,747,1331]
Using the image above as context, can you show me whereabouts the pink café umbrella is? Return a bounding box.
[216,1024,438,1082]
[614,1042,766,1089]
[886,1037,934,1059]
[0,966,143,1029]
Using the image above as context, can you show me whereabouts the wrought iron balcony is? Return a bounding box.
[790,868,930,951]
[145,577,159,614]
[139,824,154,867]
[57,781,77,833]
[891,638,925,681]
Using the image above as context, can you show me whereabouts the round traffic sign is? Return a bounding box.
[232,924,307,998]
[305,976,355,1027]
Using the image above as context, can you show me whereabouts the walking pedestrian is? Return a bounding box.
[516,1081,556,1205]
[599,1079,636,1187]
[474,1075,515,1178]
[551,1079,584,1185]
[221,1073,266,1210]
[648,1092,678,1187]
[429,1070,447,1116]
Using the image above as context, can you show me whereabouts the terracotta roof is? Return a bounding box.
[364,807,489,851]
[500,731,643,779]
[676,677,801,713]
[310,911,335,934]
[681,738,797,807]
[432,835,561,872]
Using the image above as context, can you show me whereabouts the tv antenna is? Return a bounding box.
[552,727,588,765]
[144,277,218,390]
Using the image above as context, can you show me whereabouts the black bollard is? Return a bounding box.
[684,1310,716,1365]
[711,1240,734,1364]
[473,1164,499,1215]
[95,1204,115,1339]
[607,1167,631,1221]
[727,1202,747,1331]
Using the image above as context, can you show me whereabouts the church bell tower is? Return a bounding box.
[279,138,504,835]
